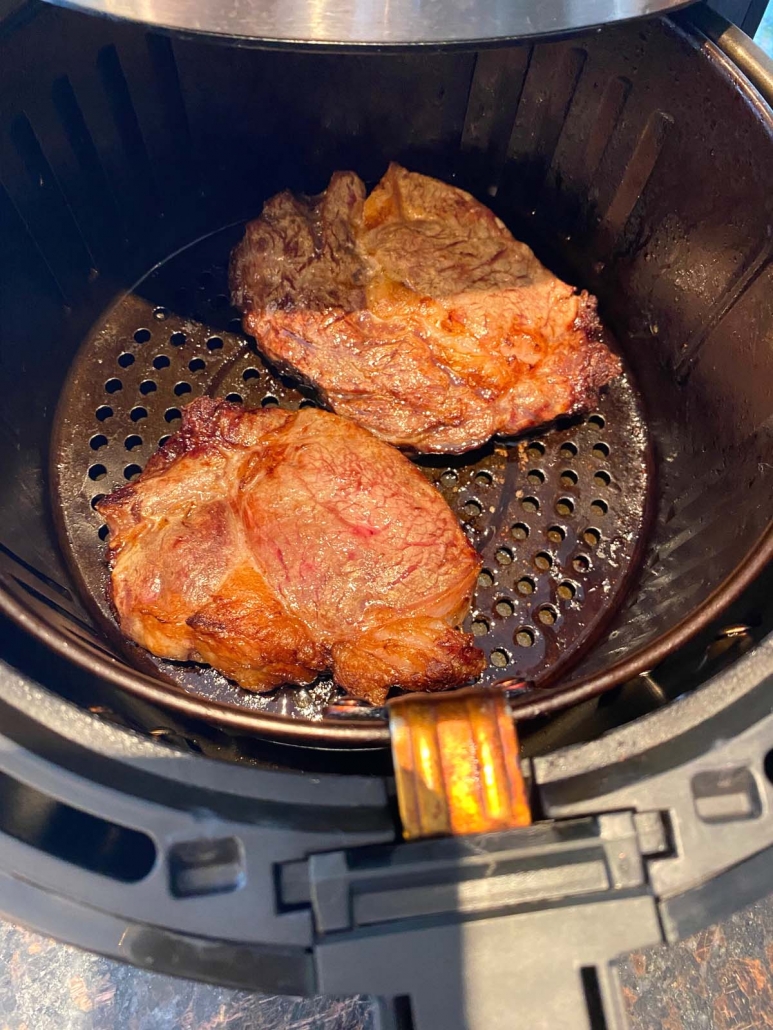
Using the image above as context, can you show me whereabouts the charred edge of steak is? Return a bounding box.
[573,291,604,342]
[95,400,248,562]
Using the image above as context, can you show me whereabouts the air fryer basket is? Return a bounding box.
[0,5,771,749]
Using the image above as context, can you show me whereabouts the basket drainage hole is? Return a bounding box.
[471,618,489,636]
[175,382,192,396]
[537,606,558,626]
[89,434,108,451]
[556,497,575,517]
[124,435,142,451]
[583,528,601,547]
[134,328,151,344]
[477,569,494,588]
[521,496,539,514]
[526,442,545,461]
[95,406,113,422]
[90,494,105,509]
[124,464,142,481]
[474,470,493,487]
[560,470,578,488]
[130,406,148,422]
[88,464,107,481]
[104,378,122,394]
[558,581,577,600]
[594,470,612,488]
[207,336,224,351]
[573,555,591,573]
[170,332,187,347]
[299,399,317,409]
[242,367,260,381]
[534,551,552,571]
[592,442,610,459]
[527,469,545,486]
[140,380,157,395]
[261,396,279,408]
[158,435,171,447]
[211,294,229,310]
[227,317,243,335]
[548,525,566,544]
[117,352,134,368]
[516,577,535,596]
[495,547,514,566]
[98,524,109,541]
[189,358,206,373]
[590,499,609,517]
[559,442,578,459]
[587,414,605,429]
[462,500,482,519]
[153,355,170,370]
[495,599,514,618]
[440,470,458,486]
[511,522,529,541]
[226,393,243,404]
[165,408,182,423]
[490,648,510,668]
[515,628,535,647]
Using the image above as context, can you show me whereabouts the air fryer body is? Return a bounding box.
[0,2,772,1027]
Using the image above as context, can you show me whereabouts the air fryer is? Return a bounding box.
[0,1,772,1027]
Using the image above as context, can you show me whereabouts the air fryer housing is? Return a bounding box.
[0,3,772,1028]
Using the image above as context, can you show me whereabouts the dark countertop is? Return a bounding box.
[620,894,773,1030]
[2,895,773,1029]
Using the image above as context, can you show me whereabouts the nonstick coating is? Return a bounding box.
[52,223,651,727]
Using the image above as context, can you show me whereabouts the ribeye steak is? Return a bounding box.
[230,163,621,454]
[97,398,484,705]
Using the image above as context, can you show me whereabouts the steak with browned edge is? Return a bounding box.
[97,399,484,705]
[231,163,621,454]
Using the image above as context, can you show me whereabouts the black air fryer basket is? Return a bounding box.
[0,2,773,1027]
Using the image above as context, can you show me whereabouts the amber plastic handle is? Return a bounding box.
[388,686,532,840]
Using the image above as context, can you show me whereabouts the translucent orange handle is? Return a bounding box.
[388,686,532,840]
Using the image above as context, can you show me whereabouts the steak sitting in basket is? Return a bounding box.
[97,399,484,705]
[230,163,622,455]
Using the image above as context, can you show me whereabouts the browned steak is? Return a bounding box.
[230,163,621,454]
[97,399,484,705]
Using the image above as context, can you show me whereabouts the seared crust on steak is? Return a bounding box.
[97,398,484,705]
[230,163,621,454]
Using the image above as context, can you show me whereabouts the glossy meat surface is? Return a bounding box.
[97,399,484,705]
[231,163,621,453]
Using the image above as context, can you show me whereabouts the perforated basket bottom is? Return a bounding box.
[52,224,652,723]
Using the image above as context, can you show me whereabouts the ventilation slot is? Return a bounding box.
[503,45,587,211]
[598,109,673,249]
[7,114,95,302]
[10,577,95,636]
[0,541,73,601]
[583,77,632,185]
[0,768,155,882]
[52,74,123,272]
[461,46,533,194]
[144,32,198,197]
[96,44,159,219]
[580,966,608,1030]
